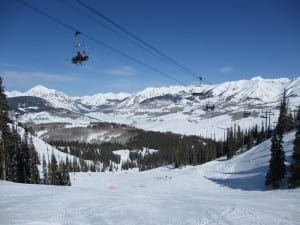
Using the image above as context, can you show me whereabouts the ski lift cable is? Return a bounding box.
[16,0,187,86]
[78,1,217,86]
[81,33,187,85]
[60,0,151,52]
[17,0,77,33]
[76,0,202,80]
[61,0,201,78]
[62,0,214,86]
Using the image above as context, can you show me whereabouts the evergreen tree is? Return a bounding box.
[265,90,290,188]
[49,152,59,185]
[7,145,18,182]
[28,135,40,184]
[62,162,71,186]
[289,106,300,188]
[57,161,71,186]
[42,154,49,184]
[6,128,20,182]
[226,128,236,159]
[109,162,113,172]
[236,125,244,148]
[6,128,27,183]
[0,77,10,180]
[20,132,31,183]
[265,130,286,188]
[65,155,69,171]
[246,130,254,150]
[252,125,259,142]
[208,143,217,161]
[277,89,292,135]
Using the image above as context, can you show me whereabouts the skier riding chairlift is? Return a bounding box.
[71,31,89,65]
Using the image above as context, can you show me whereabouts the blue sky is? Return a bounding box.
[1,0,299,96]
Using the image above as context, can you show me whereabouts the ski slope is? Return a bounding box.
[0,131,299,225]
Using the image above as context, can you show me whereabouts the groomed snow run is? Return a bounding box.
[0,131,299,225]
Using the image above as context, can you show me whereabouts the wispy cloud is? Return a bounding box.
[219,66,233,74]
[0,62,21,69]
[0,70,80,91]
[105,66,137,76]
[106,80,137,91]
[1,71,78,82]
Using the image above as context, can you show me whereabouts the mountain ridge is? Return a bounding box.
[6,77,299,107]
[6,76,297,101]
[6,76,300,139]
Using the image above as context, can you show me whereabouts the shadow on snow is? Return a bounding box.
[204,165,270,191]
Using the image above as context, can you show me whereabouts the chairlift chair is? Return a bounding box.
[71,31,89,65]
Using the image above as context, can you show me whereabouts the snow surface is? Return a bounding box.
[1,131,299,225]
[78,92,130,106]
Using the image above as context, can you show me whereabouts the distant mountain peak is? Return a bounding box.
[29,84,49,90]
[26,85,56,95]
[251,76,264,81]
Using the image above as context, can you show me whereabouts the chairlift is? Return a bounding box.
[71,31,89,65]
[191,76,204,96]
[205,99,215,111]
[205,103,215,111]
[205,89,215,111]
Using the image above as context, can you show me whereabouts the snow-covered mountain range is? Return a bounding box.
[2,80,300,225]
[6,76,300,140]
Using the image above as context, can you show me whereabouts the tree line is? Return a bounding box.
[0,77,70,186]
[48,140,121,172]
[49,120,281,173]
